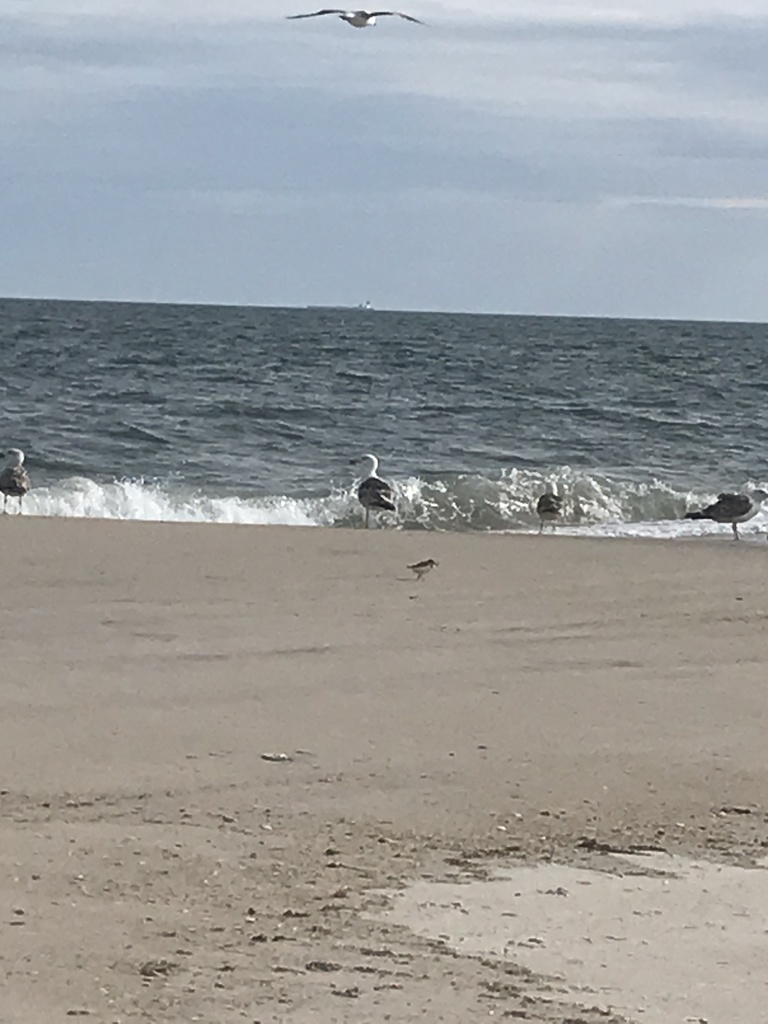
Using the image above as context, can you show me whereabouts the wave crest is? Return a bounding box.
[18,468,768,539]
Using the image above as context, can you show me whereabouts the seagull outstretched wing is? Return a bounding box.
[371,11,424,22]
[286,9,348,19]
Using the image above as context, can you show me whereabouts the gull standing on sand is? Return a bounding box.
[535,490,563,533]
[684,488,768,540]
[286,9,423,28]
[0,448,31,514]
[357,453,396,528]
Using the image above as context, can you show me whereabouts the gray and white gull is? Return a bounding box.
[684,488,768,540]
[0,448,31,514]
[535,490,563,534]
[356,453,396,528]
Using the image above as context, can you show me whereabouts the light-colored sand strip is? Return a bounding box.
[382,852,768,1023]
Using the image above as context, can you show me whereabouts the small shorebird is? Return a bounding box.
[286,9,423,28]
[684,488,768,539]
[535,490,563,533]
[356,453,396,528]
[407,558,438,581]
[0,448,31,514]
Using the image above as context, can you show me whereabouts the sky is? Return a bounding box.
[2,0,768,320]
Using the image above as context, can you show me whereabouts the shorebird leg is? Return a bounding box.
[364,508,370,529]
[732,522,740,540]
[538,519,544,534]
[18,495,23,514]
[2,494,7,514]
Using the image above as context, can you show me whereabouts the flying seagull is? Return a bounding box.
[684,488,768,540]
[286,9,423,28]
[535,490,563,534]
[0,448,31,514]
[356,453,396,528]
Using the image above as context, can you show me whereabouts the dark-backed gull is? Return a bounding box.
[356,453,396,528]
[684,488,767,539]
[286,9,423,28]
[0,448,31,514]
[535,490,563,534]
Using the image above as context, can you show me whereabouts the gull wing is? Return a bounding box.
[286,9,348,19]
[370,11,424,22]
[536,493,562,516]
[711,492,752,517]
[358,476,396,512]
[0,465,31,496]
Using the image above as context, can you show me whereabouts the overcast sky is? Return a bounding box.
[2,0,768,319]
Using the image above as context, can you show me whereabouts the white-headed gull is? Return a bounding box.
[0,448,31,514]
[356,453,396,528]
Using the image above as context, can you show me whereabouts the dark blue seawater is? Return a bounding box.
[1,297,767,535]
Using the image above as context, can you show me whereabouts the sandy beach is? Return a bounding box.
[2,518,767,1023]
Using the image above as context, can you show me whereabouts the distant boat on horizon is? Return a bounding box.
[305,300,373,311]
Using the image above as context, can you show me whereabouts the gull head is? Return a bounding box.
[2,448,25,467]
[359,453,379,477]
[750,488,768,504]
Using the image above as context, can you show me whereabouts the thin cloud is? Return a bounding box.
[611,195,768,210]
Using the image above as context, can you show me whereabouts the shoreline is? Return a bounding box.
[2,518,767,1021]
[4,510,765,544]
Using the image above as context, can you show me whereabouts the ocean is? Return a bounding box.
[2,297,767,538]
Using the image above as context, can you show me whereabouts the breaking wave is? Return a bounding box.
[18,466,768,539]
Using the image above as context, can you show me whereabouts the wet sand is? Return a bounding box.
[1,517,767,1022]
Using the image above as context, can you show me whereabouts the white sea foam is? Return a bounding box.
[393,467,768,539]
[14,470,768,540]
[24,477,332,527]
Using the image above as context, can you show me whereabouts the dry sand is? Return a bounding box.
[1,518,767,1023]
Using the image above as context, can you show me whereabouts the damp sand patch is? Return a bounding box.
[378,853,768,1024]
